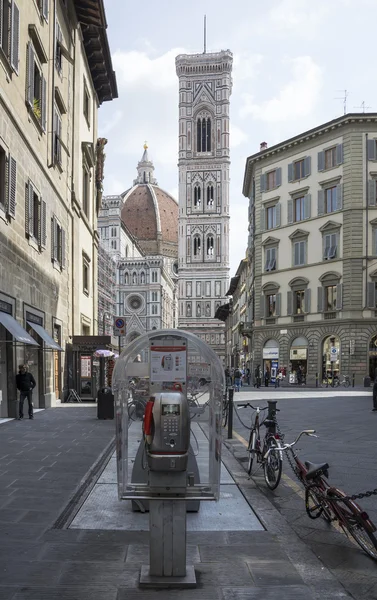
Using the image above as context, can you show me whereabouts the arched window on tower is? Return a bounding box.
[197,117,211,152]
[140,271,145,284]
[143,171,146,183]
[194,185,201,208]
[124,272,129,285]
[207,236,214,257]
[193,235,201,256]
[207,185,214,207]
[132,272,137,284]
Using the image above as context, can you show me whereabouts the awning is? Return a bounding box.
[27,322,63,351]
[0,312,39,345]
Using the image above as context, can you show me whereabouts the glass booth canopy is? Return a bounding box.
[112,329,225,502]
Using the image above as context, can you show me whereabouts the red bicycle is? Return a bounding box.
[269,430,377,560]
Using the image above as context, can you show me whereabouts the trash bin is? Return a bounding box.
[364,376,371,388]
[97,388,114,419]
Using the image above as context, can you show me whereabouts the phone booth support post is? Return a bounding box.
[112,330,225,588]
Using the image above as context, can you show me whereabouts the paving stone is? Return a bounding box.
[199,544,286,563]
[226,531,276,545]
[0,509,27,523]
[0,587,17,600]
[0,560,62,586]
[247,558,303,586]
[126,544,200,564]
[78,530,149,544]
[18,510,57,524]
[38,542,128,562]
[194,562,254,586]
[11,587,118,600]
[187,531,227,545]
[116,587,221,599]
[0,523,43,539]
[39,529,82,543]
[59,562,140,587]
[221,586,315,599]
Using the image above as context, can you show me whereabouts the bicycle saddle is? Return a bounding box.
[304,461,329,480]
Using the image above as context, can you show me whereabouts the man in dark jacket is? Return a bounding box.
[16,365,36,420]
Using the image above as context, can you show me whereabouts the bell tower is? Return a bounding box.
[175,49,233,361]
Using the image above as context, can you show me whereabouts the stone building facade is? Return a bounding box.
[0,0,116,417]
[98,147,178,347]
[243,114,377,385]
[175,50,233,363]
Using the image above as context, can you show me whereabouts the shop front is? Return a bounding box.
[263,339,279,385]
[69,336,112,401]
[322,335,340,384]
[369,334,377,380]
[289,336,308,384]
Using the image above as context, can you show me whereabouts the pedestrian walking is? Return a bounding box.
[254,364,261,388]
[264,368,270,388]
[372,368,377,412]
[246,367,251,386]
[234,367,242,392]
[16,364,36,420]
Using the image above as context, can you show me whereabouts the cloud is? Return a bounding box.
[230,124,248,148]
[100,109,123,135]
[239,56,323,122]
[112,47,186,90]
[233,53,264,82]
[266,0,330,38]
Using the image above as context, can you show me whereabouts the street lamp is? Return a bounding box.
[102,311,111,335]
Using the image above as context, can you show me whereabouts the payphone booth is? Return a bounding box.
[112,330,224,588]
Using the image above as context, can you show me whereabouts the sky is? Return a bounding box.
[99,0,376,275]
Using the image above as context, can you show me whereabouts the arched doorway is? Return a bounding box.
[263,339,279,385]
[322,335,340,384]
[289,336,308,384]
[369,334,377,379]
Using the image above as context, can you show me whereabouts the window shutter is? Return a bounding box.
[304,194,311,219]
[287,291,293,315]
[276,167,282,187]
[374,229,377,256]
[8,156,17,218]
[318,151,325,172]
[287,199,293,224]
[10,1,20,74]
[51,217,55,260]
[260,206,265,232]
[260,174,266,193]
[367,282,376,309]
[300,240,306,265]
[323,234,330,259]
[275,202,281,227]
[41,76,47,132]
[368,139,376,161]
[304,156,311,177]
[336,143,343,165]
[42,0,49,21]
[265,248,271,271]
[260,296,265,319]
[368,180,376,206]
[317,189,325,216]
[294,242,299,266]
[317,286,324,312]
[336,283,343,310]
[304,288,311,313]
[275,293,281,317]
[26,43,35,107]
[61,228,66,268]
[27,182,34,236]
[288,163,293,182]
[53,217,58,260]
[0,1,3,49]
[336,184,343,210]
[40,200,46,248]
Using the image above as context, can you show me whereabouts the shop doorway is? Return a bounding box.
[369,334,377,379]
[263,339,279,385]
[322,335,340,384]
[289,336,308,384]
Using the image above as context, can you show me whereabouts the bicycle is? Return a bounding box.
[333,374,351,388]
[271,429,377,560]
[237,402,283,490]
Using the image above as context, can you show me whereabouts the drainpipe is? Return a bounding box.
[71,26,77,335]
[48,0,56,168]
[365,133,369,309]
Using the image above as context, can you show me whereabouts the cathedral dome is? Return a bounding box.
[120,145,178,256]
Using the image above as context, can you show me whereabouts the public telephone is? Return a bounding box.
[143,392,190,472]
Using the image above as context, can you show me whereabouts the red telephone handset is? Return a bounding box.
[143,398,155,445]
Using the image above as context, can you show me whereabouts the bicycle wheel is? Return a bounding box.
[344,379,350,388]
[305,485,332,522]
[332,494,377,560]
[247,429,257,475]
[222,400,229,428]
[263,437,282,490]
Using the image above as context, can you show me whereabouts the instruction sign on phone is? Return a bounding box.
[150,345,187,382]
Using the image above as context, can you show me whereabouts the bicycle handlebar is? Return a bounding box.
[263,429,317,459]
[237,402,280,412]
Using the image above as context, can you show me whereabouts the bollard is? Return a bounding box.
[352,373,355,388]
[227,387,234,440]
[267,400,277,420]
[315,372,318,388]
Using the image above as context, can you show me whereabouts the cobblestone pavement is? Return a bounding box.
[226,390,377,600]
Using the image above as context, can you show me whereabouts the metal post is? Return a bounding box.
[315,372,318,388]
[267,400,277,420]
[352,373,355,388]
[227,387,234,439]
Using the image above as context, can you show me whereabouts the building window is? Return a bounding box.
[267,294,276,317]
[324,233,337,260]
[124,272,129,284]
[293,240,307,267]
[318,144,343,171]
[110,240,117,249]
[267,205,276,230]
[0,146,6,212]
[193,235,201,256]
[288,157,311,182]
[152,304,158,315]
[260,168,282,193]
[82,256,90,295]
[26,181,46,248]
[0,0,19,73]
[26,43,47,131]
[206,236,214,257]
[111,227,117,237]
[325,186,337,213]
[82,162,90,217]
[152,271,157,283]
[55,21,63,74]
[294,196,305,222]
[197,117,211,152]
[264,247,276,272]
[266,170,276,190]
[51,215,65,269]
[194,185,201,207]
[152,291,157,302]
[54,106,62,166]
[0,146,17,218]
[206,185,214,206]
[324,147,337,170]
[83,80,90,124]
[295,290,305,314]
[294,160,305,180]
[325,285,337,311]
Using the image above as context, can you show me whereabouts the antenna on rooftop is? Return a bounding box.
[204,15,207,53]
[334,89,349,115]
[353,101,372,113]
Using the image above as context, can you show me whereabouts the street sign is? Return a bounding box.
[330,346,338,362]
[114,317,126,336]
